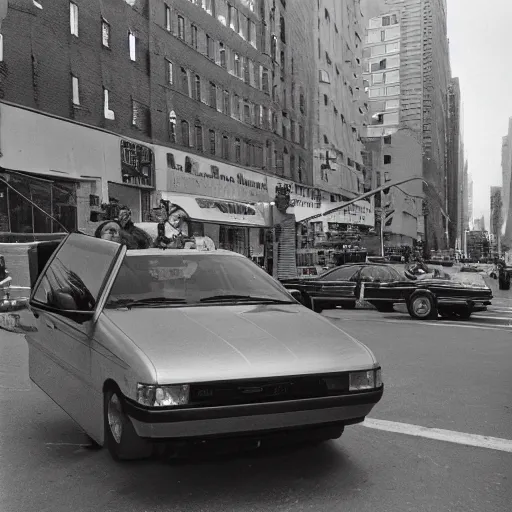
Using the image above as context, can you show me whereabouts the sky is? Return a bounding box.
[447,0,512,226]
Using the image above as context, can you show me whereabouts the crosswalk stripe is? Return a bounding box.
[362,418,512,453]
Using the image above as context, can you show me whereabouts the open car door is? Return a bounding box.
[24,233,126,433]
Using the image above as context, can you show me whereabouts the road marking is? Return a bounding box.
[472,315,512,322]
[362,418,512,453]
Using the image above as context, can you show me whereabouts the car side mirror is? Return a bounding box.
[288,289,302,301]
[51,290,79,310]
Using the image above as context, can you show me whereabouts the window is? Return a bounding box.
[129,31,136,61]
[191,24,198,49]
[209,82,217,108]
[385,70,399,84]
[71,76,79,105]
[181,120,190,146]
[325,52,332,65]
[386,85,400,95]
[323,94,328,106]
[384,155,391,164]
[372,73,383,85]
[384,27,400,41]
[244,103,251,124]
[206,35,214,59]
[262,68,269,94]
[209,129,216,154]
[371,45,386,56]
[222,135,229,159]
[223,90,230,115]
[70,2,78,36]
[235,138,241,163]
[280,14,286,43]
[371,59,386,71]
[244,57,250,83]
[169,110,176,142]
[249,20,257,47]
[386,42,400,53]
[382,15,391,26]
[219,43,226,68]
[178,15,185,39]
[290,120,296,142]
[103,88,114,120]
[323,134,328,144]
[319,70,330,83]
[165,5,171,31]
[195,124,203,151]
[386,99,399,110]
[205,0,215,16]
[195,75,201,101]
[319,266,359,282]
[132,100,150,133]
[300,92,305,114]
[234,53,241,77]
[181,67,189,96]
[369,87,385,98]
[102,19,110,48]
[384,135,392,144]
[271,35,277,61]
[166,60,174,84]
[299,124,305,147]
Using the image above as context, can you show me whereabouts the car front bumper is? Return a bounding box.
[122,388,383,439]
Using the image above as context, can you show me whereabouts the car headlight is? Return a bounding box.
[349,368,382,391]
[136,383,190,407]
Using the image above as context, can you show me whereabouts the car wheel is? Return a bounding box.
[104,388,153,462]
[342,302,357,310]
[374,303,395,313]
[407,292,437,320]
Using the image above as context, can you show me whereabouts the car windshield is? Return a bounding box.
[105,252,294,308]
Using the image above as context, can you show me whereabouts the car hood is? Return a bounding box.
[103,304,376,384]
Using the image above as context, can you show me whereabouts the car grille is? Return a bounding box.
[189,373,350,407]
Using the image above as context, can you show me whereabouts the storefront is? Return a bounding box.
[155,146,273,266]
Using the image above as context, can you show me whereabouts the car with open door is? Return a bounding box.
[280,263,493,320]
[23,233,383,461]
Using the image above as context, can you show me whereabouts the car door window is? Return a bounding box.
[32,234,121,312]
[372,266,392,282]
[319,266,359,281]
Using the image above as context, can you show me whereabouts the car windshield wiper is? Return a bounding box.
[199,294,294,304]
[106,297,187,309]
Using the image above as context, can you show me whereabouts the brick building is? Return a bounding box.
[0,0,318,272]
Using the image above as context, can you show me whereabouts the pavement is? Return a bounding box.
[1,299,511,512]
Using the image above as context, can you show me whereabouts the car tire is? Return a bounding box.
[407,292,437,320]
[373,303,395,313]
[342,302,357,310]
[104,387,153,462]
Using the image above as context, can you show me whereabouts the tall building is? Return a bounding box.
[468,172,474,230]
[490,186,502,236]
[447,77,462,250]
[361,0,452,254]
[0,0,317,273]
[501,118,512,249]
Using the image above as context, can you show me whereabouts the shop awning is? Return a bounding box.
[160,192,267,227]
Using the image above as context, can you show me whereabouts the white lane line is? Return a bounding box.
[362,418,512,453]
[472,315,512,322]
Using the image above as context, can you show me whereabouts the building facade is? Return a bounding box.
[0,0,321,275]
[361,0,452,254]
[501,118,512,250]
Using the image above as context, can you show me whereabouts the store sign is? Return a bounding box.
[120,140,155,188]
[160,148,269,203]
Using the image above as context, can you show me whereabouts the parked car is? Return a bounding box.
[22,233,383,461]
[280,263,492,320]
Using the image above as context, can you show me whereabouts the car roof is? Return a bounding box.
[125,248,239,257]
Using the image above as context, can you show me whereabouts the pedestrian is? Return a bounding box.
[117,206,153,249]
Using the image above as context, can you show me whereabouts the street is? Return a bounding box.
[1,288,511,512]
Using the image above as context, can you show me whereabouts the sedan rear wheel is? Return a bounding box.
[408,292,437,320]
[104,388,153,461]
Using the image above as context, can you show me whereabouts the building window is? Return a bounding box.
[319,70,330,83]
[71,75,79,105]
[181,68,189,96]
[165,5,171,31]
[70,2,78,36]
[234,53,241,77]
[262,68,269,94]
[205,0,215,16]
[244,57,250,83]
[299,124,305,147]
[384,135,392,144]
[280,15,286,43]
[169,111,176,142]
[222,135,229,159]
[300,92,305,114]
[195,124,203,151]
[178,15,185,39]
[191,24,198,49]
[323,134,328,144]
[102,19,110,48]
[132,99,150,134]
[166,60,174,84]
[181,120,190,146]
[209,129,216,154]
[244,103,251,124]
[103,88,114,119]
[372,58,387,72]
[384,155,392,164]
[129,31,136,61]
[223,90,230,115]
[235,138,241,163]
[195,75,201,101]
[219,43,226,68]
[206,35,214,59]
[290,154,296,178]
[271,35,277,61]
[233,94,240,119]
[323,94,328,106]
[249,19,257,47]
[209,82,217,108]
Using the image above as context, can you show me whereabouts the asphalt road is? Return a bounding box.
[1,305,511,512]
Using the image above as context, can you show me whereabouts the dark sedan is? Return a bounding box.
[281,263,493,320]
